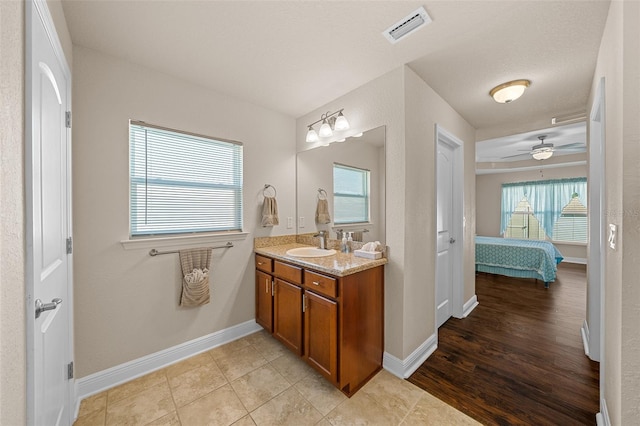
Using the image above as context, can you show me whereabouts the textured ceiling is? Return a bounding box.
[61,0,610,136]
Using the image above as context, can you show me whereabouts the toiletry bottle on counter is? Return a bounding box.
[341,233,348,253]
[346,232,353,253]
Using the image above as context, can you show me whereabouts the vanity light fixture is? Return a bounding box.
[306,109,350,142]
[490,79,531,104]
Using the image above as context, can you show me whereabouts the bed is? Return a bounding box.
[475,236,563,288]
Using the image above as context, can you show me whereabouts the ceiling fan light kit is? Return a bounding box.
[532,147,554,160]
[490,79,531,103]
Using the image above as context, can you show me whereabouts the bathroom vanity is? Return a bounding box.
[254,243,385,397]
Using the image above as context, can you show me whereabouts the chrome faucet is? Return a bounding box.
[314,230,327,249]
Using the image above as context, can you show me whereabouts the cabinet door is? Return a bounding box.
[274,279,303,355]
[255,270,273,332]
[304,291,338,384]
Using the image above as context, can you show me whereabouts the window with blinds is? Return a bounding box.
[333,163,370,224]
[129,121,243,236]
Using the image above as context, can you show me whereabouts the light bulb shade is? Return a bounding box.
[319,121,333,138]
[490,79,531,103]
[532,148,553,160]
[334,112,350,131]
[306,127,319,143]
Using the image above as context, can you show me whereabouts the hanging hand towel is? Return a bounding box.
[261,196,279,227]
[179,248,212,307]
[315,198,331,224]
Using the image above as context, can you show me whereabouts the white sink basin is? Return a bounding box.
[286,247,337,258]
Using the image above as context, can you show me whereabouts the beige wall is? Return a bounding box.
[46,0,72,67]
[72,46,297,377]
[296,66,476,360]
[476,164,588,261]
[0,2,26,424]
[589,0,640,423]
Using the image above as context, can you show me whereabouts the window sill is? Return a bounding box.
[551,240,587,247]
[120,232,249,251]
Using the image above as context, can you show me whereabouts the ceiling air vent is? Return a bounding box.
[383,6,432,44]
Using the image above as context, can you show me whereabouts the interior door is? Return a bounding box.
[27,1,73,424]
[436,142,454,328]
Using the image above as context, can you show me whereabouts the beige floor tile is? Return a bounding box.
[246,333,288,362]
[400,393,481,426]
[108,370,168,404]
[294,373,347,416]
[243,330,271,346]
[78,392,107,418]
[145,411,181,426]
[177,383,248,426]
[231,415,257,426]
[360,370,423,417]
[165,352,216,380]
[250,387,323,426]
[216,346,268,381]
[269,351,315,385]
[324,390,404,425]
[230,364,291,412]
[106,381,175,426]
[169,362,228,407]
[314,419,332,426]
[209,338,251,361]
[74,408,106,426]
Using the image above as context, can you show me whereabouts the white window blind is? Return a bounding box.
[129,121,243,236]
[333,163,370,224]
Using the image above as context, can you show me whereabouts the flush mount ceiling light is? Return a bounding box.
[490,79,531,104]
[306,109,350,143]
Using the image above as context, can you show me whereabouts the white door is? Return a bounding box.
[436,142,454,328]
[27,1,73,424]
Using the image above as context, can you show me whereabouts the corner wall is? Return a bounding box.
[295,66,476,361]
[72,46,297,377]
[0,1,26,424]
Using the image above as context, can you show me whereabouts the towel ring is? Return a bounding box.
[317,188,328,200]
[263,184,277,198]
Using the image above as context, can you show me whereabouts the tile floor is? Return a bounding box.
[74,330,479,425]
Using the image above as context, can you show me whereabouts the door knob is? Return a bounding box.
[449,238,456,244]
[35,298,62,319]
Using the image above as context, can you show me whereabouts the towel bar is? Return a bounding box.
[149,242,233,256]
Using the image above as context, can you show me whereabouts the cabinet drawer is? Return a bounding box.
[304,270,337,299]
[274,261,302,285]
[255,254,273,273]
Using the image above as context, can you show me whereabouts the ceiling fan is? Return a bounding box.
[501,135,586,161]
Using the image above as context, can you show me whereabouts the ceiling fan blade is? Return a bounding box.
[555,142,586,150]
[501,152,532,160]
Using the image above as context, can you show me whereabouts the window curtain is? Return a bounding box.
[500,177,587,237]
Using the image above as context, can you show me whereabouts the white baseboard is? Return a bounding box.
[581,319,590,357]
[383,333,437,379]
[462,295,479,317]
[563,257,587,265]
[596,398,610,426]
[74,320,261,417]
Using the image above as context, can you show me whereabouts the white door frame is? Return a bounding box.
[586,77,605,363]
[25,0,74,423]
[435,124,465,319]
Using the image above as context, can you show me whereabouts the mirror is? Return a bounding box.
[296,126,385,244]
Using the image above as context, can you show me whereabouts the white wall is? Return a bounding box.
[0,2,26,424]
[476,164,588,261]
[589,0,640,423]
[296,66,476,361]
[72,46,297,377]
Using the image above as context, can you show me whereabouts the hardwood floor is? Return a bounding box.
[408,264,599,425]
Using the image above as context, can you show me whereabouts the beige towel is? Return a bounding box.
[179,248,212,307]
[315,199,331,224]
[261,196,279,227]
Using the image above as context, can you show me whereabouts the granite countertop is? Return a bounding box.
[254,243,387,277]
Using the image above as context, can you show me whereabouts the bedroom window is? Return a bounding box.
[501,177,587,243]
[333,163,370,224]
[129,121,243,236]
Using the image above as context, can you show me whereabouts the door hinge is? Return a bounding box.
[66,237,73,254]
[67,362,74,380]
[65,111,71,128]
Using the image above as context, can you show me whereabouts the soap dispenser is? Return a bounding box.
[341,233,348,253]
[346,232,354,253]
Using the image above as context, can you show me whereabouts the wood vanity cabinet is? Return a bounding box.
[254,253,384,397]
